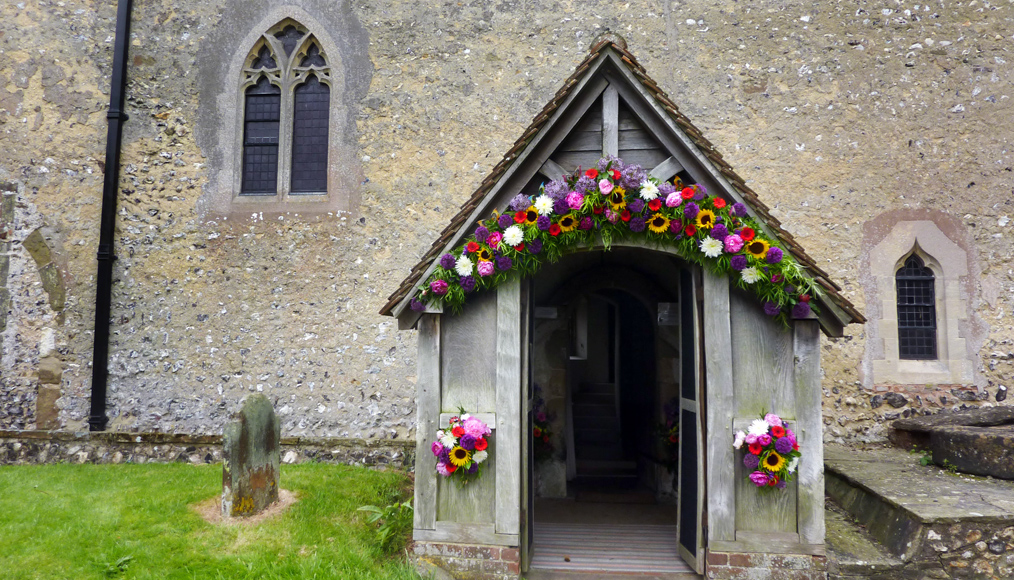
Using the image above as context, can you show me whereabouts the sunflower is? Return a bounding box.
[557,214,578,232]
[449,446,471,467]
[762,450,786,472]
[695,209,716,230]
[524,206,539,225]
[478,247,493,262]
[609,187,627,211]
[745,239,770,260]
[647,214,670,234]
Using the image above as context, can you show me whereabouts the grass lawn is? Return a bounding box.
[0,462,422,580]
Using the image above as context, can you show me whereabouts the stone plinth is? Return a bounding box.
[222,394,280,517]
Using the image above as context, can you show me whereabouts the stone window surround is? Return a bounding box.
[239,20,332,199]
[868,220,973,385]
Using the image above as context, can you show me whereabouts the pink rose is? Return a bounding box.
[430,280,448,295]
[765,413,782,427]
[599,179,614,195]
[757,434,772,446]
[566,191,584,210]
[749,471,770,487]
[477,261,494,277]
[724,234,744,253]
[487,232,503,248]
[665,192,683,208]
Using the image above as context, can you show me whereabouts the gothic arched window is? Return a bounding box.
[240,21,331,197]
[896,255,937,360]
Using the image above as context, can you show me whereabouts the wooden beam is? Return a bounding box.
[793,319,825,546]
[415,523,519,546]
[650,156,684,181]
[539,159,568,181]
[495,279,521,536]
[703,270,735,543]
[602,85,619,157]
[413,314,441,531]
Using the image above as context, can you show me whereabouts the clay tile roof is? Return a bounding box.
[380,41,865,327]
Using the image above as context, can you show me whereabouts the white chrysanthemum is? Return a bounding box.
[747,419,770,437]
[787,457,799,474]
[473,450,488,464]
[461,414,471,420]
[503,225,524,246]
[700,237,724,258]
[534,194,554,215]
[733,431,746,449]
[639,180,659,201]
[741,266,763,284]
[440,434,456,448]
[455,255,474,277]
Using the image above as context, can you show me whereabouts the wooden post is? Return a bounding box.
[414,314,440,531]
[602,85,619,157]
[794,319,824,545]
[703,269,735,543]
[496,279,521,536]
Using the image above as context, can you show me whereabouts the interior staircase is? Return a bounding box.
[572,382,637,487]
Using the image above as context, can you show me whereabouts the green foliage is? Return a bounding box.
[357,500,413,555]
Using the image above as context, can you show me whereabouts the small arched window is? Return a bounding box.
[239,21,331,197]
[896,255,937,360]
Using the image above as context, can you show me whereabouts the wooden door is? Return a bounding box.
[677,268,705,573]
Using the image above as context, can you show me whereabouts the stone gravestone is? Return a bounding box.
[222,394,280,517]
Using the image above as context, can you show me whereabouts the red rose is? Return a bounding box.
[800,294,811,303]
[740,227,755,241]
[771,425,786,438]
[474,437,488,451]
[549,223,562,236]
[681,187,696,200]
[593,205,605,215]
[748,443,762,455]
[684,225,697,237]
[514,211,527,224]
[514,243,525,252]
[620,210,631,222]
[584,168,599,179]
[610,168,621,180]
[451,426,465,438]
[466,241,480,253]
[446,463,458,473]
[713,198,727,209]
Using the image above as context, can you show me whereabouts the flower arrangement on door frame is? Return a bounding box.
[733,413,801,490]
[431,410,491,486]
[411,156,820,325]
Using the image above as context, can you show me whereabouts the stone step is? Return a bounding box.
[825,501,905,579]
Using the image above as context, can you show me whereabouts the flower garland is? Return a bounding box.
[432,411,491,486]
[411,157,819,323]
[732,414,801,490]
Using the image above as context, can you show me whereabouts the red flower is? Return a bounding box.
[514,243,525,252]
[648,199,662,211]
[451,426,465,438]
[593,205,605,215]
[713,198,727,209]
[585,168,599,179]
[543,435,549,443]
[533,426,542,438]
[514,211,527,224]
[740,227,755,241]
[549,223,562,236]
[446,463,458,473]
[748,443,763,455]
[681,187,696,200]
[466,241,480,253]
[610,168,621,181]
[684,225,697,237]
[768,476,779,487]
[800,294,811,303]
[474,437,488,451]
[771,425,786,438]
[620,210,631,222]
[668,434,678,443]
[793,442,799,451]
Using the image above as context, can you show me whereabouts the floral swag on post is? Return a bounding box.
[432,410,491,486]
[733,414,801,490]
[411,156,819,324]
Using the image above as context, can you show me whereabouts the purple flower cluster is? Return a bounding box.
[496,256,512,271]
[711,223,729,241]
[620,164,647,190]
[669,219,683,233]
[460,434,477,450]
[537,215,551,231]
[598,155,623,171]
[528,239,543,254]
[497,213,513,228]
[684,202,700,219]
[474,225,489,243]
[410,298,425,312]
[460,276,476,293]
[743,454,760,470]
[629,217,646,233]
[544,178,569,199]
[765,247,784,264]
[792,301,811,319]
[731,202,748,217]
[574,175,596,193]
[731,255,748,271]
[775,437,794,454]
[693,183,707,200]
[440,253,456,269]
[509,193,530,212]
[553,198,570,214]
[658,182,676,197]
[628,198,645,213]
[763,301,781,316]
[579,217,593,230]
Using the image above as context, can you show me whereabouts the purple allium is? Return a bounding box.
[743,454,760,470]
[574,175,596,193]
[764,301,781,316]
[658,182,676,197]
[553,198,570,214]
[467,462,479,474]
[496,255,512,271]
[474,225,490,243]
[460,276,476,293]
[509,193,530,212]
[460,434,477,450]
[430,280,449,295]
[438,448,450,464]
[711,223,729,241]
[731,202,748,217]
[684,202,700,219]
[629,217,646,233]
[579,217,594,230]
[776,479,788,489]
[669,219,683,233]
[766,247,784,264]
[537,215,551,231]
[730,255,748,271]
[693,189,706,201]
[792,301,812,319]
[620,164,647,190]
[440,253,456,269]
[528,239,543,254]
[544,178,569,199]
[628,198,645,213]
[411,298,425,312]
[498,213,513,229]
[775,437,794,455]
[598,155,623,171]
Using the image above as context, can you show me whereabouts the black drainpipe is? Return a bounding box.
[89,0,133,431]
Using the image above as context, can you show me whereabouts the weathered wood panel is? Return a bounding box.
[556,131,601,152]
[496,279,521,536]
[441,290,498,412]
[730,290,795,417]
[553,151,606,174]
[436,433,496,523]
[703,270,735,543]
[415,522,519,546]
[615,148,669,171]
[650,157,684,181]
[732,418,798,534]
[618,128,663,151]
[794,319,825,545]
[414,314,440,532]
[602,85,619,157]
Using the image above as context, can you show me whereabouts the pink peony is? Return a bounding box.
[724,234,744,253]
[744,434,759,445]
[436,461,452,477]
[599,179,614,195]
[749,471,771,487]
[431,441,444,457]
[477,261,495,277]
[757,434,772,446]
[487,232,503,248]
[765,413,783,427]
[665,192,683,208]
[566,191,584,210]
[430,280,448,295]
[464,417,490,438]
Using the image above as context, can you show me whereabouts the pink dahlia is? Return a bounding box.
[665,192,683,208]
[430,280,448,295]
[566,191,584,210]
[749,471,771,487]
[764,413,782,427]
[724,234,744,253]
[477,261,495,277]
